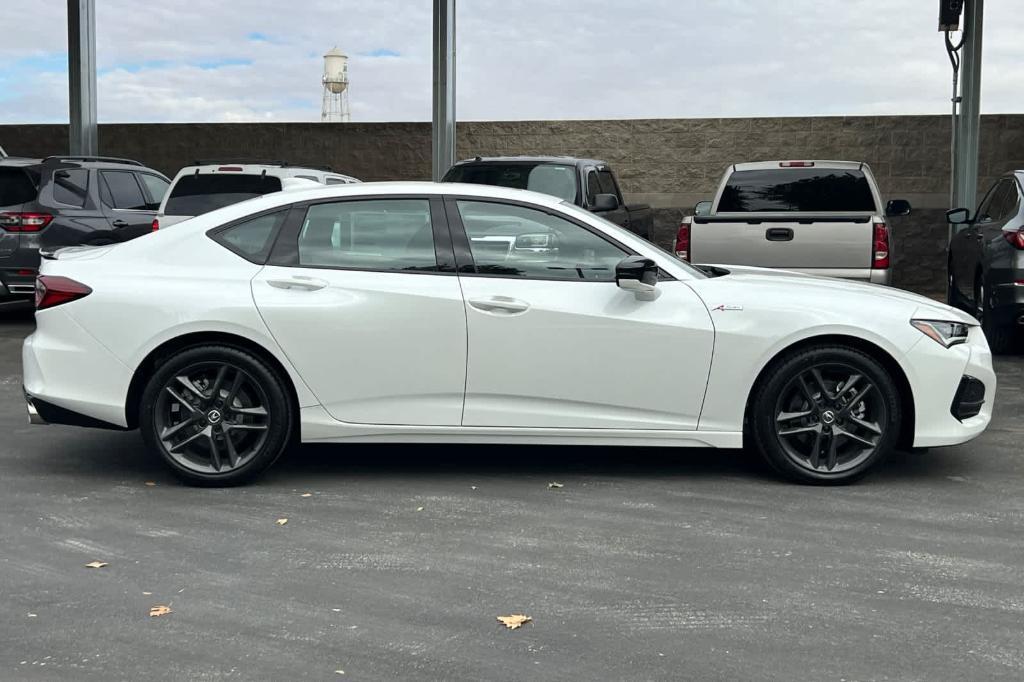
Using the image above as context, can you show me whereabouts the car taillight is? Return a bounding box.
[779,161,814,168]
[35,275,92,310]
[218,166,243,172]
[1003,229,1024,249]
[152,218,160,231]
[872,222,890,269]
[675,220,691,261]
[0,212,53,232]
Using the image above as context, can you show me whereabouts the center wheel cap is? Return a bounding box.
[207,409,223,425]
[821,410,836,425]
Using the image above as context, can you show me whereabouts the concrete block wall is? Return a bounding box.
[3,115,1023,295]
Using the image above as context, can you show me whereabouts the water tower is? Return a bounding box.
[321,47,350,122]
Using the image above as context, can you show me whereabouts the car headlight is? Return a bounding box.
[910,319,971,347]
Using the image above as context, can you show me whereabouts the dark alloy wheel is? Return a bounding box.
[141,345,293,486]
[750,345,901,484]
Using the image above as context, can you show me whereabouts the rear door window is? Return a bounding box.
[718,168,877,213]
[101,171,147,210]
[0,167,38,206]
[164,174,284,216]
[296,199,437,272]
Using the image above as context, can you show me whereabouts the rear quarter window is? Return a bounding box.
[210,209,289,264]
[164,174,283,216]
[0,167,38,206]
[718,168,877,213]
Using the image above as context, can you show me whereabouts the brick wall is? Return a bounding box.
[3,115,1023,295]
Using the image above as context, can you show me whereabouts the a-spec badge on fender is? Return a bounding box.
[711,304,743,312]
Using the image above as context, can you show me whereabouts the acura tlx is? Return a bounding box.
[22,182,994,486]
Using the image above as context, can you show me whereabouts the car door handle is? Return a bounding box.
[112,219,129,228]
[266,276,329,291]
[765,227,794,241]
[468,296,530,314]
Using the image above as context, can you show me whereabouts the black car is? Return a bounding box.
[442,156,654,240]
[947,170,1024,353]
[0,155,170,301]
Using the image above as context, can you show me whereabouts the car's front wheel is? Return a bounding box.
[140,345,294,486]
[750,345,902,484]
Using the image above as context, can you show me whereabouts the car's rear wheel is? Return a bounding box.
[140,345,293,486]
[750,345,901,484]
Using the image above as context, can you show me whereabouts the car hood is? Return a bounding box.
[704,264,978,324]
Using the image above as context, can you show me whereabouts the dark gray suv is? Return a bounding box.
[947,170,1024,353]
[0,155,170,301]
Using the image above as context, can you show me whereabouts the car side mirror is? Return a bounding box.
[946,207,971,224]
[615,255,660,301]
[885,199,912,217]
[694,200,712,217]
[592,193,619,212]
[54,170,70,179]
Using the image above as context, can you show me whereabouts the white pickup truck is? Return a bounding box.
[674,160,911,285]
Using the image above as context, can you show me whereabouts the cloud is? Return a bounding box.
[0,0,1020,124]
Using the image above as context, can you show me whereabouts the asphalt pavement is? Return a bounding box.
[1,306,1023,681]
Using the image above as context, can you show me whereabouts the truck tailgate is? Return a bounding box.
[691,215,874,270]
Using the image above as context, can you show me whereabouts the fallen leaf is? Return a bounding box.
[276,518,288,526]
[497,614,532,630]
[416,506,424,512]
[334,671,345,676]
[300,493,313,498]
[471,486,478,490]
[142,592,152,596]
[149,605,172,617]
[84,561,108,569]
[144,481,156,487]
[548,482,564,489]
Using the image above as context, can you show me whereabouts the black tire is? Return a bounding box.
[749,345,902,485]
[140,345,294,486]
[975,273,1016,355]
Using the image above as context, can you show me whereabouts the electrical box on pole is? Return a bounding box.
[939,0,965,30]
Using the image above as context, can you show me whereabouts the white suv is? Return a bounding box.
[155,162,359,229]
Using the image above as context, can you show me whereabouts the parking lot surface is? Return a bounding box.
[2,307,1023,681]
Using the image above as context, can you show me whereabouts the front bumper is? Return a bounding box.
[903,326,995,448]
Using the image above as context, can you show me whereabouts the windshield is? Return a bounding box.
[164,174,283,216]
[444,163,579,203]
[557,201,708,279]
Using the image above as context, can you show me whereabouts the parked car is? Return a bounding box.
[155,161,360,230]
[442,156,653,239]
[1,155,169,301]
[947,171,1024,353]
[676,161,911,285]
[24,182,991,486]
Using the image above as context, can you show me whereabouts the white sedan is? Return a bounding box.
[23,182,994,485]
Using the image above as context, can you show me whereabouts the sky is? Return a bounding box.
[0,0,1021,124]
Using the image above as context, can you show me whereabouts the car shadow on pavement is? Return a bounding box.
[13,426,974,488]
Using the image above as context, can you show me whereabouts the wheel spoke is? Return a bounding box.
[838,373,862,395]
[223,430,239,469]
[825,432,839,471]
[809,430,824,469]
[231,405,267,416]
[797,375,820,406]
[809,368,834,401]
[208,432,223,472]
[841,383,874,414]
[777,409,813,425]
[176,376,207,403]
[225,423,268,432]
[225,370,245,405]
[836,425,876,448]
[209,365,229,401]
[779,424,819,437]
[165,386,198,414]
[169,425,210,453]
[160,412,203,440]
[848,415,882,435]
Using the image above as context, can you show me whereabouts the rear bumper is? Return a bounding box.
[989,280,1024,326]
[0,266,38,299]
[24,389,127,429]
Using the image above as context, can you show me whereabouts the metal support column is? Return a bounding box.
[952,0,983,214]
[431,0,455,181]
[68,0,98,156]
